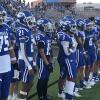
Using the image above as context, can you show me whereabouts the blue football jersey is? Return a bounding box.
[35,31,52,56]
[0,23,12,56]
[57,32,76,59]
[84,29,96,51]
[16,24,33,57]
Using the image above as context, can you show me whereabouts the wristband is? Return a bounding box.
[9,46,13,50]
[69,49,74,53]
[28,65,32,70]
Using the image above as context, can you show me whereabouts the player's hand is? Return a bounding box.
[33,61,37,74]
[13,69,20,79]
[84,54,88,60]
[12,63,20,71]
[83,51,88,60]
[69,43,75,53]
[33,67,37,74]
[33,61,36,67]
[46,63,53,73]
[12,63,20,80]
[28,69,34,76]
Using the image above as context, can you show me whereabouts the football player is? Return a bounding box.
[57,30,66,99]
[0,5,18,100]
[75,19,86,90]
[35,18,54,100]
[7,18,20,100]
[57,18,71,99]
[16,11,36,100]
[92,16,100,81]
[57,19,77,100]
[84,19,98,88]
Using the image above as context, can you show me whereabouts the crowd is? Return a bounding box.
[0,0,28,17]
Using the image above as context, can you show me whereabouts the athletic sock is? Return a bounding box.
[64,80,75,100]
[8,95,13,100]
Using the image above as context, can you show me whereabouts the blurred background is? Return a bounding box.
[0,0,100,20]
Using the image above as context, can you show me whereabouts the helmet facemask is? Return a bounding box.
[44,22,54,33]
[70,24,77,34]
[85,22,94,31]
[25,16,36,29]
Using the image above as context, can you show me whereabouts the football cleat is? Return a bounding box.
[73,91,82,97]
[58,92,65,99]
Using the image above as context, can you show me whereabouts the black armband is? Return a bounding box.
[37,42,45,49]
[12,63,19,70]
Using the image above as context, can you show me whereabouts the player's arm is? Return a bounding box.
[75,36,84,49]
[61,41,73,55]
[38,41,53,72]
[38,41,49,65]
[32,36,37,66]
[8,41,19,70]
[20,42,34,76]
[75,32,85,49]
[8,41,17,63]
[75,35,87,54]
[20,43,32,70]
[92,31,99,47]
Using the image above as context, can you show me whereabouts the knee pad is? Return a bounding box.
[64,80,75,95]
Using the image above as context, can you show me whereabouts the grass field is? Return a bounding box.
[28,59,100,100]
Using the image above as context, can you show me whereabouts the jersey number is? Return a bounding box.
[0,36,9,52]
[89,38,93,46]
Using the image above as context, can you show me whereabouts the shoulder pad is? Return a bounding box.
[2,23,11,29]
[17,27,29,33]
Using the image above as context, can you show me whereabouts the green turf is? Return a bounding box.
[29,61,100,100]
[75,83,100,100]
